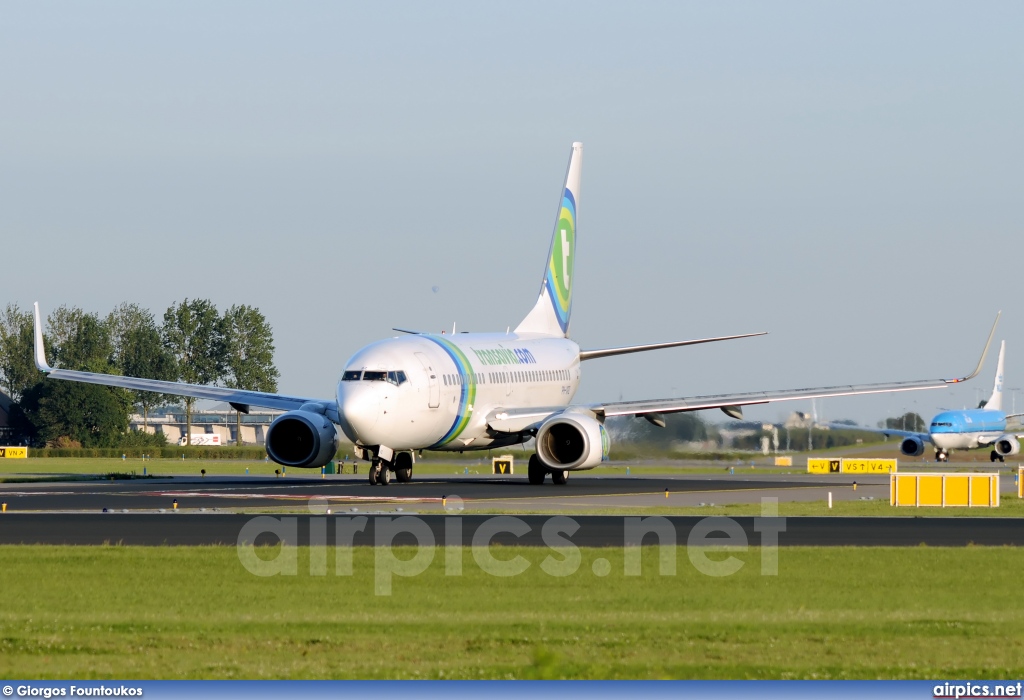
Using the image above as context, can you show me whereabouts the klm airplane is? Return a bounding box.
[873,340,1024,462]
[31,143,993,485]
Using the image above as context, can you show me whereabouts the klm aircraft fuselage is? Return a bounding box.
[929,408,1008,451]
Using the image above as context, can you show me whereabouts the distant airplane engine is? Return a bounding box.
[900,436,926,457]
[994,435,1020,457]
[265,409,339,468]
[535,412,609,470]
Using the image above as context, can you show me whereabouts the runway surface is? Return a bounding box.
[0,472,901,512]
[2,512,1024,547]
[0,473,1021,547]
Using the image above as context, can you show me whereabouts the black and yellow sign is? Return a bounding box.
[843,459,897,474]
[0,447,28,459]
[492,456,513,475]
[807,458,841,474]
[808,457,895,474]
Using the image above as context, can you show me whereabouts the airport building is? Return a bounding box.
[132,404,284,445]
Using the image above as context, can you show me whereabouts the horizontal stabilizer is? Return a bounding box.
[580,331,766,361]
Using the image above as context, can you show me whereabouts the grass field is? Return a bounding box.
[0,545,1022,679]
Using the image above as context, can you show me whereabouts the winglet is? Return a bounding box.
[33,302,53,372]
[946,311,1000,384]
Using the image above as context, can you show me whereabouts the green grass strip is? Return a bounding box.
[0,545,1021,679]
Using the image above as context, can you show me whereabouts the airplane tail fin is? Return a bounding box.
[984,340,1006,410]
[514,142,582,337]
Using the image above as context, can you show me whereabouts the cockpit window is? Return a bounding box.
[359,370,408,385]
[342,371,362,381]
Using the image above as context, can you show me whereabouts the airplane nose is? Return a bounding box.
[338,385,380,443]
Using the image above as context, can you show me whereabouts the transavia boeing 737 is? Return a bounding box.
[853,337,1023,463]
[32,143,997,485]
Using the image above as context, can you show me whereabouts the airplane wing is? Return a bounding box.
[822,422,932,442]
[591,311,999,421]
[32,303,334,414]
[489,312,999,433]
[593,380,955,421]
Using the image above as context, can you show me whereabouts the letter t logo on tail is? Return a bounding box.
[514,142,582,338]
[561,229,571,288]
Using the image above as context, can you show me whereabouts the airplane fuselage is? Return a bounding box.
[929,408,1007,451]
[335,333,581,452]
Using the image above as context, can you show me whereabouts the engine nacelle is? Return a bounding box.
[265,410,339,468]
[994,435,1020,457]
[900,436,926,457]
[535,412,609,471]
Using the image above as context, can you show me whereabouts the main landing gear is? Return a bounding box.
[527,454,569,485]
[934,449,949,463]
[990,450,1005,463]
[367,451,415,485]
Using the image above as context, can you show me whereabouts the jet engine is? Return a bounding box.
[265,408,339,468]
[535,412,609,470]
[900,436,926,457]
[994,435,1020,457]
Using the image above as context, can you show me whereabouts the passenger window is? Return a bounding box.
[342,371,362,381]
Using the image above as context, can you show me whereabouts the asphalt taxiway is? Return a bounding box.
[2,512,1024,547]
[0,472,897,512]
[0,472,1021,546]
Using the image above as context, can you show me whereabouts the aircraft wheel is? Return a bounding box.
[528,455,546,485]
[394,453,413,482]
[377,463,391,485]
[368,462,380,485]
[999,454,1005,463]
[991,450,999,463]
[551,469,569,485]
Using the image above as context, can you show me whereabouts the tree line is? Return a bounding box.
[0,300,278,448]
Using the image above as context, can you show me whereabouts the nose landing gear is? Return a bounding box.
[934,449,949,463]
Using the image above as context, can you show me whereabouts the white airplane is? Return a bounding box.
[32,142,995,485]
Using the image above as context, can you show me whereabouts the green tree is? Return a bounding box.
[220,305,279,445]
[106,303,178,430]
[885,412,926,433]
[162,299,224,445]
[19,380,131,447]
[17,306,132,447]
[47,305,113,372]
[0,304,40,402]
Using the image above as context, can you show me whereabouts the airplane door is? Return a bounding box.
[415,352,440,408]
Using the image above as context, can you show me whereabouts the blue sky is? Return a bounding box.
[2,2,1022,425]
